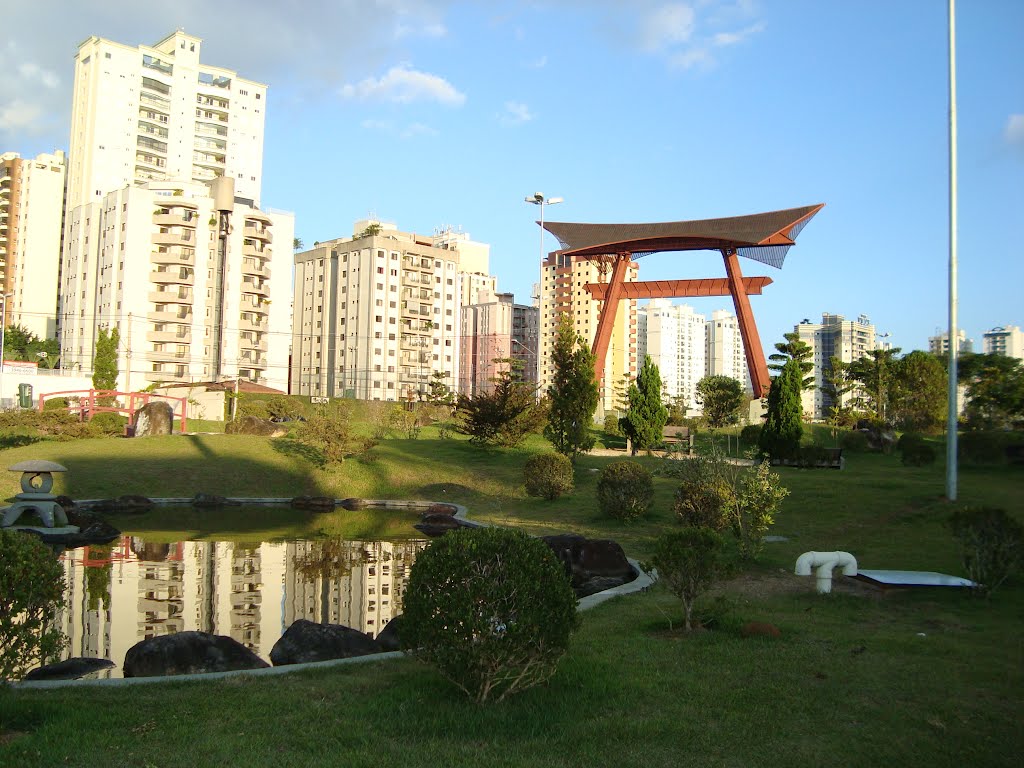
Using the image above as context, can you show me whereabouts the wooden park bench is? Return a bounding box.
[659,426,694,456]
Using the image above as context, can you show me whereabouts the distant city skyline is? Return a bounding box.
[2,1,1021,355]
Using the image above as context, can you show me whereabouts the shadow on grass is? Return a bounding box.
[0,434,44,451]
[271,437,326,468]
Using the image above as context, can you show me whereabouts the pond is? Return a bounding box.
[54,507,429,679]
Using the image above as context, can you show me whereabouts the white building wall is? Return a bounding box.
[982,325,1024,360]
[706,309,750,394]
[641,299,706,413]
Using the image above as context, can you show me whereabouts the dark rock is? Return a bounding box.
[414,514,463,538]
[740,621,781,639]
[191,493,240,507]
[425,503,458,516]
[54,495,77,512]
[91,494,153,514]
[225,416,286,437]
[133,401,175,436]
[25,657,115,681]
[542,534,634,591]
[375,616,403,652]
[575,575,629,598]
[131,540,172,561]
[123,631,269,677]
[36,519,121,548]
[339,498,368,510]
[291,496,338,512]
[270,619,384,666]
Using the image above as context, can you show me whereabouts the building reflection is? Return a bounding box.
[56,535,426,678]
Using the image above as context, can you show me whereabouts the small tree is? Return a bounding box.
[759,359,803,460]
[948,507,1023,597]
[958,353,1024,429]
[889,351,947,433]
[734,459,789,560]
[768,331,815,391]
[695,375,744,429]
[92,326,120,392]
[652,527,726,632]
[597,461,654,521]
[458,361,543,447]
[402,527,579,703]
[821,356,857,437]
[848,347,902,423]
[544,314,599,462]
[0,530,66,680]
[524,453,575,500]
[620,355,668,455]
[298,403,358,463]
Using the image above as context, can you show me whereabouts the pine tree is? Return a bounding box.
[544,314,599,462]
[621,355,668,455]
[759,359,803,459]
[768,331,815,391]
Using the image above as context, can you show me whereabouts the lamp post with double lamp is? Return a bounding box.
[524,193,562,383]
[0,293,14,408]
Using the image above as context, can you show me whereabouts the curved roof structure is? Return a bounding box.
[542,203,824,268]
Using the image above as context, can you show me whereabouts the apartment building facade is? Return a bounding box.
[0,151,67,338]
[982,325,1024,360]
[637,299,706,412]
[795,313,877,419]
[928,330,973,356]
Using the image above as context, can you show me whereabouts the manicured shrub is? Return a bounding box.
[739,424,762,447]
[948,507,1023,596]
[958,432,1009,465]
[899,434,937,467]
[838,429,870,453]
[523,453,574,500]
[90,412,126,436]
[596,461,654,521]
[603,413,622,437]
[0,530,66,680]
[42,397,69,411]
[652,527,726,631]
[672,455,736,531]
[401,527,579,703]
[266,395,306,422]
[236,398,270,420]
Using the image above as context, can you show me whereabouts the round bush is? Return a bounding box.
[673,474,735,530]
[42,397,69,411]
[523,453,574,501]
[596,461,654,521]
[603,413,622,437]
[739,423,762,446]
[0,530,66,680]
[958,432,1009,465]
[838,429,870,453]
[948,507,1023,596]
[401,527,579,703]
[90,412,126,435]
[900,434,937,467]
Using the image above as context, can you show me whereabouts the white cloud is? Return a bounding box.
[16,62,60,89]
[361,118,438,139]
[501,101,534,124]
[669,48,712,71]
[713,22,765,47]
[525,55,548,69]
[1006,114,1024,147]
[341,64,465,106]
[0,99,44,132]
[395,22,447,39]
[640,3,697,52]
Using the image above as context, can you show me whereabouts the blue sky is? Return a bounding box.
[3,1,1021,354]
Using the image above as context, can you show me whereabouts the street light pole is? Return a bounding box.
[524,192,563,384]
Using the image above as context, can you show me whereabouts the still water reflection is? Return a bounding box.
[57,536,428,678]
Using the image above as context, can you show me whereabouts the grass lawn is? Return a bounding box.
[1,429,1022,767]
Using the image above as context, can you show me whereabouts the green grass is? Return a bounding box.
[1,430,1022,767]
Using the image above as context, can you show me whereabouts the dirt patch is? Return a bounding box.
[712,569,879,600]
[0,730,28,747]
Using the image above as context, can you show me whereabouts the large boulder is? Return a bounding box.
[123,631,268,677]
[190,493,240,507]
[413,513,463,538]
[225,416,286,437]
[89,495,154,514]
[270,619,384,666]
[133,401,175,436]
[541,534,635,596]
[375,615,403,652]
[291,496,338,512]
[25,657,115,681]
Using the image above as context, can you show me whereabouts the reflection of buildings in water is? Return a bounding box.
[229,544,263,651]
[135,539,185,639]
[285,540,425,637]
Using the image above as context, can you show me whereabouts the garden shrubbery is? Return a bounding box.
[958,431,1012,465]
[596,461,654,521]
[949,507,1023,596]
[899,433,937,467]
[523,453,574,500]
[652,527,726,632]
[0,530,66,680]
[838,429,870,453]
[401,527,579,703]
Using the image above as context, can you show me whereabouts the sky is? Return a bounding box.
[2,0,1022,356]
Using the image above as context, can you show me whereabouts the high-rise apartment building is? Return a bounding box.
[982,325,1024,360]
[60,31,292,391]
[928,330,973,356]
[539,253,637,414]
[795,313,876,419]
[460,291,514,396]
[67,31,265,210]
[291,222,466,400]
[638,299,706,412]
[706,309,751,393]
[0,151,67,338]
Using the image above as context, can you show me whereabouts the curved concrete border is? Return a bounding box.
[13,499,655,690]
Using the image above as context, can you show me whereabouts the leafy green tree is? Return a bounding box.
[759,359,803,459]
[458,360,543,447]
[848,347,902,422]
[695,375,744,428]
[2,325,60,368]
[293,237,304,251]
[768,331,815,391]
[426,371,455,406]
[92,326,120,392]
[355,223,383,239]
[620,355,668,455]
[958,353,1024,429]
[821,356,857,435]
[544,314,599,462]
[889,351,947,433]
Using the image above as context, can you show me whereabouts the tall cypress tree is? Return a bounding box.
[92,326,120,392]
[621,355,668,455]
[759,359,803,460]
[544,314,599,462]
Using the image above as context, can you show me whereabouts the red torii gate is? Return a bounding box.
[540,204,824,398]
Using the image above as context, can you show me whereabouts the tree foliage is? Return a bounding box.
[458,361,543,447]
[759,359,803,459]
[768,331,815,391]
[958,353,1024,429]
[620,355,668,454]
[544,314,599,462]
[889,351,947,432]
[695,375,744,428]
[3,325,60,369]
[848,347,902,422]
[652,527,726,632]
[821,356,857,435]
[93,326,121,398]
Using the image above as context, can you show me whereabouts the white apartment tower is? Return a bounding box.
[539,252,637,413]
[291,223,464,400]
[982,325,1024,360]
[928,330,973,356]
[67,31,265,210]
[706,309,751,394]
[639,299,706,412]
[0,151,67,338]
[795,313,877,419]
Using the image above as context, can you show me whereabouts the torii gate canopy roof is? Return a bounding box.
[542,203,824,269]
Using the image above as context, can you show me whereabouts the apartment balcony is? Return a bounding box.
[239,351,267,369]
[146,327,191,345]
[238,314,264,333]
[140,92,171,112]
[153,212,197,228]
[243,224,272,243]
[242,240,270,257]
[400,333,430,351]
[148,346,191,363]
[402,287,433,302]
[195,122,228,138]
[400,352,431,366]
[240,280,269,298]
[401,302,432,319]
[147,308,193,324]
[149,268,194,286]
[151,230,194,246]
[192,167,218,181]
[239,335,268,354]
[241,259,270,279]
[148,288,193,304]
[151,249,194,267]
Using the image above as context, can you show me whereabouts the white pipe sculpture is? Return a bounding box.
[794,551,858,594]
